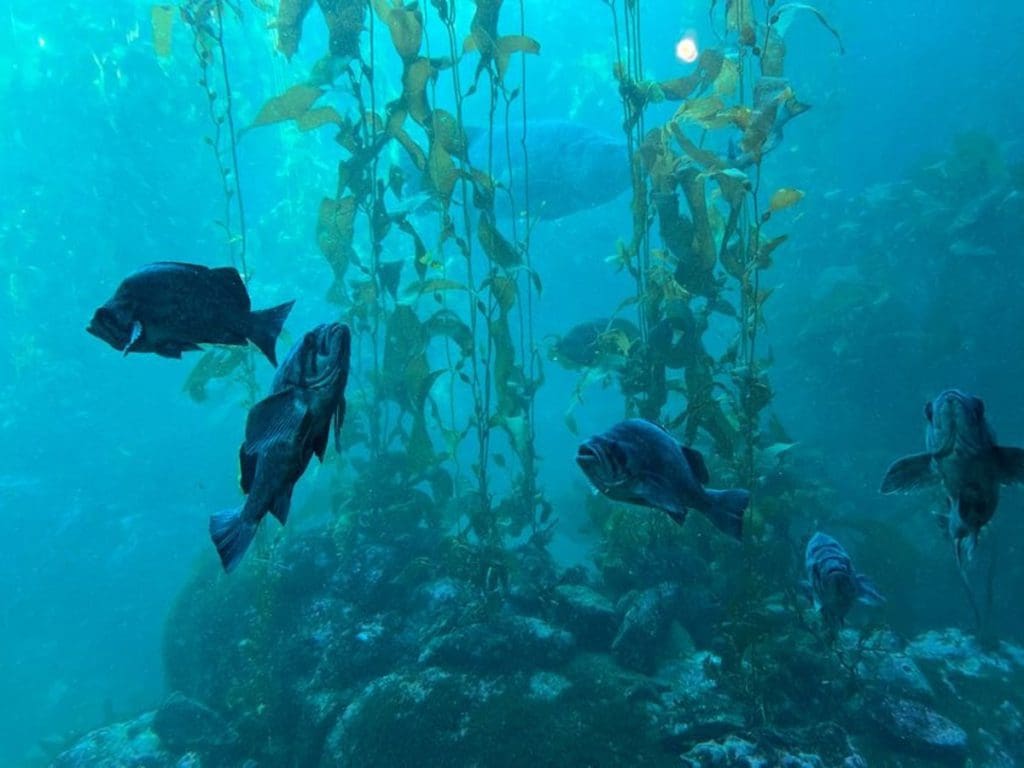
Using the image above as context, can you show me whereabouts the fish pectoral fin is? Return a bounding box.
[993,445,1024,485]
[123,320,143,355]
[243,390,307,453]
[238,445,259,495]
[680,445,710,485]
[879,452,937,494]
[855,574,886,606]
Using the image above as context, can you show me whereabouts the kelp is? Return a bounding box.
[464,0,540,84]
[273,0,367,60]
[183,347,248,402]
[317,196,357,303]
[273,0,314,59]
[151,5,175,58]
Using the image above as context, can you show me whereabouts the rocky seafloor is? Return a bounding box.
[53,519,1024,768]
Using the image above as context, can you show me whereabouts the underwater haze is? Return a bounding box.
[3,0,1024,766]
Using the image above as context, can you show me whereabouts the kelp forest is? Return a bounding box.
[33,0,1024,766]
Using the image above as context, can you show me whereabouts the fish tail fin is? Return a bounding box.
[248,300,296,367]
[704,488,749,541]
[209,507,258,573]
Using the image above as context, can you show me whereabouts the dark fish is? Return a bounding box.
[87,261,294,366]
[880,389,1024,566]
[549,317,640,370]
[575,418,748,540]
[209,323,351,572]
[803,532,884,633]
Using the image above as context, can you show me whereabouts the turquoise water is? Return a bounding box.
[2,1,1023,765]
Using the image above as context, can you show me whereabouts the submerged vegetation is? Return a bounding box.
[33,0,1024,766]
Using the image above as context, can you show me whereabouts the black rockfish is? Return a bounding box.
[881,389,1024,566]
[575,418,748,540]
[803,532,884,634]
[87,261,294,365]
[210,323,351,572]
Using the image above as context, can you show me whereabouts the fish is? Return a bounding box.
[549,317,640,370]
[401,119,631,221]
[575,418,748,540]
[209,322,352,572]
[802,532,884,633]
[880,389,1024,566]
[87,261,294,366]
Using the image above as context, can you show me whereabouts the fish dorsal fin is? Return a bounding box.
[680,445,710,485]
[123,321,143,355]
[244,390,307,454]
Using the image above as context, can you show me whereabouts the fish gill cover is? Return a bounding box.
[4,0,1024,766]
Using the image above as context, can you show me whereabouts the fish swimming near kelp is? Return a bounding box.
[87,261,294,366]
[549,317,640,371]
[880,389,1024,567]
[803,532,884,634]
[401,119,631,221]
[209,323,351,572]
[575,418,748,540]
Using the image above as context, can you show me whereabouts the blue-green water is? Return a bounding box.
[2,1,1023,766]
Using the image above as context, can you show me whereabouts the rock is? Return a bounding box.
[869,695,968,765]
[52,712,174,768]
[678,735,825,768]
[553,584,618,649]
[611,583,678,674]
[858,653,934,701]
[418,615,575,671]
[152,692,238,753]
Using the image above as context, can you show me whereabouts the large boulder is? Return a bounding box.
[418,615,575,671]
[868,695,968,765]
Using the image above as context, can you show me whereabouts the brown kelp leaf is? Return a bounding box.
[378,260,404,300]
[373,0,423,60]
[295,106,345,131]
[151,5,174,58]
[478,215,521,268]
[424,309,474,357]
[432,109,467,154]
[659,48,725,101]
[317,196,356,301]
[402,57,436,125]
[756,234,789,268]
[403,278,467,297]
[713,56,739,96]
[319,0,369,60]
[670,123,727,171]
[769,187,804,211]
[761,27,786,77]
[183,348,247,402]
[673,95,726,127]
[725,0,756,45]
[483,275,517,314]
[249,84,324,129]
[427,144,457,205]
[494,35,540,81]
[274,0,315,59]
[772,3,845,55]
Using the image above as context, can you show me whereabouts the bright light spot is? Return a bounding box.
[37,36,46,48]
[675,35,698,64]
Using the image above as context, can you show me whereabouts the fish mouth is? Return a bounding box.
[575,442,616,493]
[86,307,130,349]
[301,323,351,389]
